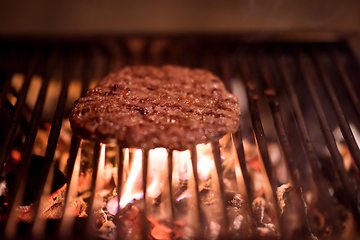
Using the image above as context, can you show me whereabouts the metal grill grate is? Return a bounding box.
[0,37,360,240]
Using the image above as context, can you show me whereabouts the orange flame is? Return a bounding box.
[120,149,144,207]
[110,134,241,213]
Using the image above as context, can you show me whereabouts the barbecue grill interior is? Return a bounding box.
[0,36,360,240]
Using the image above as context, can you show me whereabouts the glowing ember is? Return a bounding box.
[107,135,241,208]
[83,134,262,239]
[146,148,168,198]
[106,197,118,216]
[196,143,215,182]
[172,149,191,182]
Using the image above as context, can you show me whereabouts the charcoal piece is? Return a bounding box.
[93,209,107,229]
[200,188,221,206]
[173,180,188,200]
[148,218,173,240]
[40,184,67,219]
[252,197,276,236]
[98,220,117,240]
[226,192,244,209]
[277,183,312,239]
[199,188,223,239]
[277,183,293,215]
[207,221,221,239]
[227,193,253,238]
[252,197,267,225]
[114,204,144,240]
[6,155,66,206]
[174,198,188,216]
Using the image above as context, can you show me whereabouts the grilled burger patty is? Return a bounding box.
[69,65,240,150]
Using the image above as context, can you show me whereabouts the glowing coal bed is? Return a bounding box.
[55,133,309,240]
[0,132,356,240]
[72,134,257,240]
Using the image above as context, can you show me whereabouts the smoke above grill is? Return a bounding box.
[0,37,360,240]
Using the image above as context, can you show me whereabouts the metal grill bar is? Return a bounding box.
[211,141,229,237]
[3,48,43,238]
[20,49,58,178]
[297,48,360,224]
[219,53,257,235]
[8,48,58,237]
[167,149,175,228]
[0,39,360,240]
[85,142,101,237]
[218,55,233,93]
[0,49,23,110]
[142,149,149,239]
[58,47,95,237]
[312,46,360,172]
[30,49,78,233]
[259,54,312,238]
[330,45,360,120]
[0,48,41,174]
[233,129,257,234]
[277,48,339,231]
[239,55,282,234]
[0,72,12,110]
[190,145,205,239]
[62,46,96,210]
[116,146,124,240]
[64,136,81,197]
[59,140,82,238]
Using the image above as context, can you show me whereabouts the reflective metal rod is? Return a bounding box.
[60,46,94,236]
[277,48,338,230]
[239,56,282,235]
[59,143,82,238]
[21,48,59,171]
[116,147,124,240]
[297,49,360,225]
[218,53,233,93]
[312,45,360,171]
[30,49,78,232]
[260,54,312,238]
[117,147,124,219]
[85,142,101,238]
[330,45,360,120]
[167,149,175,226]
[0,48,42,173]
[220,49,256,233]
[3,48,43,238]
[190,145,205,239]
[142,149,149,240]
[211,141,230,237]
[81,45,96,95]
[233,130,257,234]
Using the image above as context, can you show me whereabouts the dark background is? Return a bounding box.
[0,0,359,37]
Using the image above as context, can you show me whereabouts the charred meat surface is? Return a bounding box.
[69,65,241,150]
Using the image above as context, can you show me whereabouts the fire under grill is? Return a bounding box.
[0,37,360,240]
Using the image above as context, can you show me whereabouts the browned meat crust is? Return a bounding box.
[69,65,240,150]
